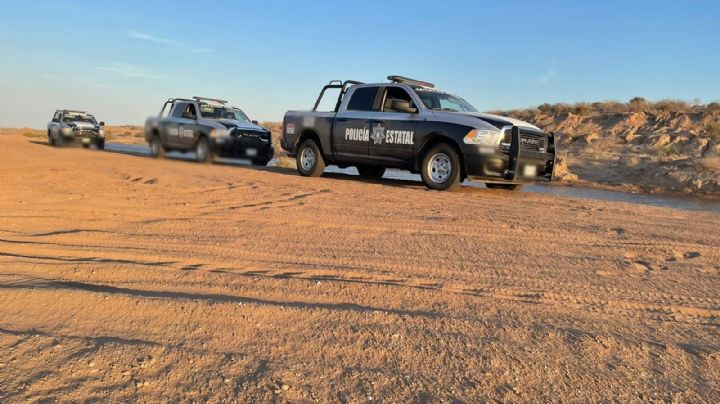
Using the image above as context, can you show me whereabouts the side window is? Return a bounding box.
[382,87,418,113]
[185,104,197,119]
[347,87,379,111]
[170,102,187,118]
[53,112,61,121]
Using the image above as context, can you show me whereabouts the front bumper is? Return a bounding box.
[464,127,555,183]
[213,135,274,161]
[62,131,103,143]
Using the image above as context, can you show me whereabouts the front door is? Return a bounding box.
[331,86,380,161]
[177,103,199,150]
[368,86,420,163]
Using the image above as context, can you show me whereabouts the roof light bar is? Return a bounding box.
[387,75,435,88]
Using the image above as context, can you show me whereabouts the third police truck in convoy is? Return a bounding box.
[281,76,556,191]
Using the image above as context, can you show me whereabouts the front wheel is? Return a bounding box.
[48,131,56,146]
[149,135,165,158]
[420,143,461,191]
[96,139,105,150]
[296,139,325,177]
[486,183,523,191]
[195,137,213,163]
[357,165,386,178]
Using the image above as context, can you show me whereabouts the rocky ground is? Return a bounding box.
[0,133,718,402]
[501,103,720,197]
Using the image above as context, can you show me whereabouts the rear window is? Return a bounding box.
[347,87,379,111]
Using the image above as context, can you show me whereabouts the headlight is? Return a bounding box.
[463,129,503,146]
[210,128,230,138]
[62,127,72,135]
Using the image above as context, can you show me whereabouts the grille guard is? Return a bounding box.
[506,126,556,182]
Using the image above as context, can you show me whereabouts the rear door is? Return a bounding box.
[163,102,187,147]
[368,86,421,162]
[331,86,380,161]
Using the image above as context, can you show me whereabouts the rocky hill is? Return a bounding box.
[498,100,720,197]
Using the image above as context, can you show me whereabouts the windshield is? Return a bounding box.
[199,103,250,122]
[413,87,478,113]
[63,113,96,124]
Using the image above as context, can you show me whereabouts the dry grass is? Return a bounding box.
[704,122,720,140]
[18,128,46,138]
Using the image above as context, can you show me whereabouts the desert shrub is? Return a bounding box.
[704,122,720,139]
[593,101,626,113]
[657,144,679,160]
[654,99,691,113]
[572,102,592,115]
[538,103,553,113]
[706,102,720,112]
[628,97,650,112]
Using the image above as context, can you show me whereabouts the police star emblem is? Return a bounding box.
[371,123,386,145]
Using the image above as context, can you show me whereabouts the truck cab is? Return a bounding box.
[282,76,556,191]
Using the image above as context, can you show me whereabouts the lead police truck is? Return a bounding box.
[282,76,556,191]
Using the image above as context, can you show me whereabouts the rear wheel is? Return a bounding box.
[195,137,213,163]
[149,135,165,158]
[356,165,386,178]
[296,139,325,177]
[420,143,461,191]
[486,183,523,191]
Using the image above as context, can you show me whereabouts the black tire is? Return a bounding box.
[149,135,165,158]
[96,139,105,150]
[357,165,386,178]
[48,131,55,146]
[420,143,461,191]
[195,136,213,163]
[296,139,325,177]
[486,183,523,191]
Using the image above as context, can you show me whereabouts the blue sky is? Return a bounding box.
[0,0,718,127]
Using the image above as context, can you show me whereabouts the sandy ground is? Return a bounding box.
[1,133,719,402]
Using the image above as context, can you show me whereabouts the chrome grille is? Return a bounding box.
[520,134,545,152]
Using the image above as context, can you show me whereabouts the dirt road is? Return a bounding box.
[1,134,719,402]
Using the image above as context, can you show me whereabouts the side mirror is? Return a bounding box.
[99,121,105,126]
[251,120,259,125]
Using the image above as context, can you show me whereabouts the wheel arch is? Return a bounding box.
[296,130,325,157]
[416,133,466,179]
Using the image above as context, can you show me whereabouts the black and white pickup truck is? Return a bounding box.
[281,76,556,191]
[144,97,274,165]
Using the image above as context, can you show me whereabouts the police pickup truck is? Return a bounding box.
[281,76,555,191]
[144,97,274,165]
[47,109,106,149]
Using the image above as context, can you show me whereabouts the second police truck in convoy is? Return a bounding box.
[282,76,556,191]
[144,97,274,165]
